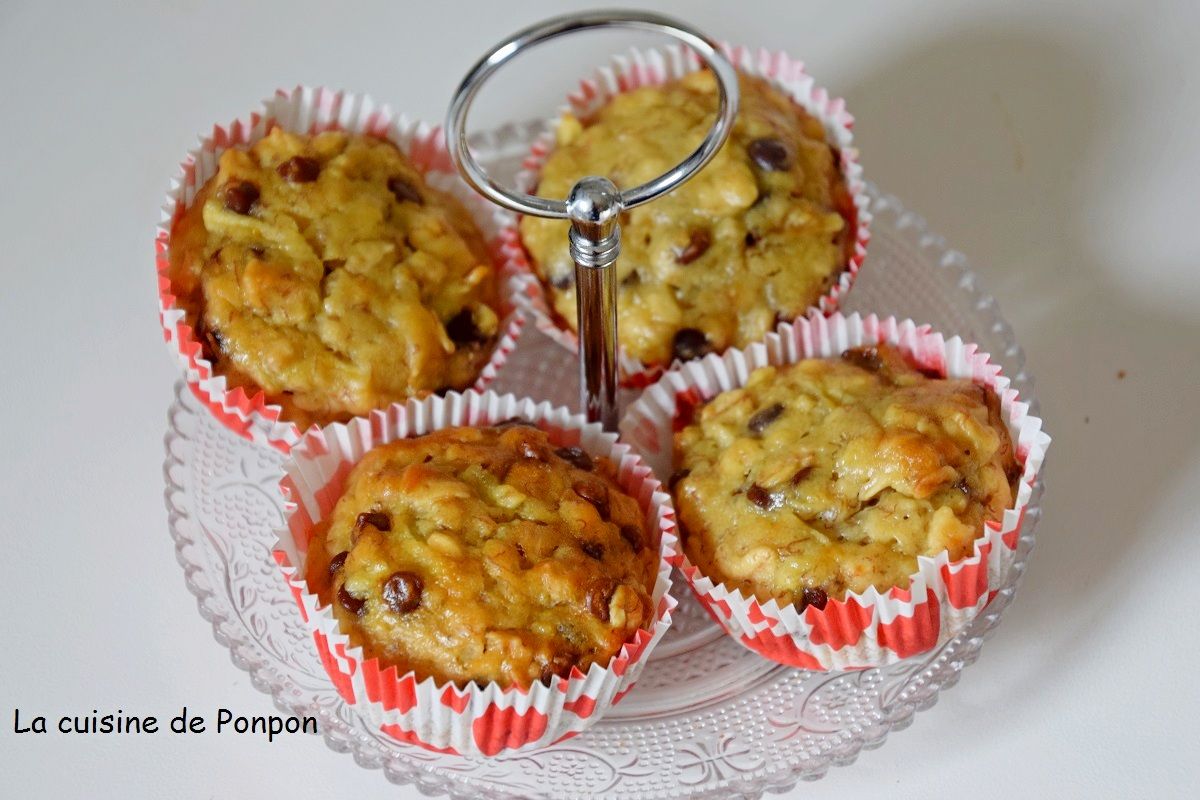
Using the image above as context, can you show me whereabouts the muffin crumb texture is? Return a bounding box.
[170,128,501,428]
[520,71,854,367]
[305,425,658,689]
[674,344,1020,605]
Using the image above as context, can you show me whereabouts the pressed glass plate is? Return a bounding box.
[163,120,1042,799]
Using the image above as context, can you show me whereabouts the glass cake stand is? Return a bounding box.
[163,120,1042,799]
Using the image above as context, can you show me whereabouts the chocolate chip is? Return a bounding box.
[539,651,578,684]
[744,231,760,248]
[494,417,536,430]
[515,543,527,561]
[322,259,344,278]
[748,138,792,171]
[621,271,641,287]
[327,550,349,578]
[619,524,644,551]
[573,481,609,519]
[842,346,883,373]
[355,511,391,532]
[388,176,423,205]
[800,586,828,611]
[196,318,225,361]
[445,309,483,345]
[791,466,813,485]
[550,271,573,290]
[222,180,260,215]
[554,446,593,471]
[581,541,604,560]
[746,484,780,510]
[382,571,423,614]
[953,477,970,495]
[668,469,690,491]
[748,403,785,433]
[585,579,617,622]
[276,155,320,183]
[671,328,710,362]
[337,585,366,616]
[676,229,711,265]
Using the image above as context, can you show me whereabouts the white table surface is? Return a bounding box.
[2,0,1198,797]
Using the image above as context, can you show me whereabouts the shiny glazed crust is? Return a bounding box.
[304,424,658,689]
[519,71,854,367]
[169,128,501,429]
[673,344,1020,605]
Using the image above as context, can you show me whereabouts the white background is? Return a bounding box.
[1,0,1198,797]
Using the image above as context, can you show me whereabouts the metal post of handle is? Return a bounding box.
[445,10,739,430]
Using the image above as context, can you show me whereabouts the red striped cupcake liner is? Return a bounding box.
[272,389,678,755]
[156,86,525,453]
[620,312,1050,670]
[498,42,872,387]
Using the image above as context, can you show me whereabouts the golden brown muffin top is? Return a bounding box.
[674,344,1020,606]
[170,128,501,429]
[520,70,854,368]
[304,424,658,689]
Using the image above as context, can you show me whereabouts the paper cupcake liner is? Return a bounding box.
[497,43,873,387]
[620,312,1049,670]
[272,389,678,755]
[156,86,526,453]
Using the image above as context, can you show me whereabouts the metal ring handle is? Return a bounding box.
[445,10,740,219]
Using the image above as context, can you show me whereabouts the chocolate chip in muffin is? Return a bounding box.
[387,175,423,205]
[746,483,780,510]
[668,469,690,491]
[585,579,617,622]
[841,346,883,373]
[355,511,391,532]
[619,523,644,551]
[445,309,484,345]
[953,476,971,495]
[573,481,609,519]
[322,258,345,278]
[748,403,785,433]
[748,138,793,172]
[799,586,828,611]
[382,571,424,614]
[676,229,711,265]
[277,155,320,183]
[671,328,711,362]
[581,541,605,560]
[222,180,260,215]
[550,271,574,290]
[554,446,593,472]
[196,318,225,362]
[791,465,814,485]
[744,230,760,248]
[338,585,366,616]
[539,650,578,684]
[327,550,349,578]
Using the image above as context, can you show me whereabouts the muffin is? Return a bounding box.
[303,423,659,689]
[519,70,856,368]
[169,126,502,429]
[673,343,1021,607]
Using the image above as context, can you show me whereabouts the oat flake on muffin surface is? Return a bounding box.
[169,127,501,429]
[673,344,1021,607]
[519,70,855,368]
[304,423,658,689]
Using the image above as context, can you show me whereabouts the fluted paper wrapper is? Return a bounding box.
[499,43,872,387]
[272,389,678,755]
[620,313,1049,670]
[156,87,525,453]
